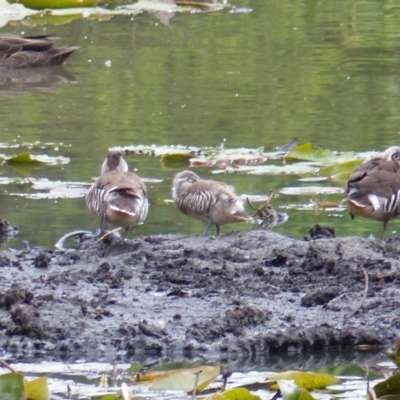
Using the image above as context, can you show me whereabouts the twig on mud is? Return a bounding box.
[138,321,162,338]
[97,227,122,243]
[0,359,17,373]
[343,266,369,325]
[55,230,91,252]
[191,369,202,400]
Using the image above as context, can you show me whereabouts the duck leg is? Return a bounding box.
[100,214,106,234]
[204,219,213,235]
[380,220,389,240]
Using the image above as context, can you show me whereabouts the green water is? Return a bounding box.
[2,0,400,247]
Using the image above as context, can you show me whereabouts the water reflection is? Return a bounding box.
[0,66,77,95]
[1,1,400,247]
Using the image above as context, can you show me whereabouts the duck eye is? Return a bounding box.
[394,152,400,161]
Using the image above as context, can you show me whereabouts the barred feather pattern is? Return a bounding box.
[86,151,148,232]
[345,146,400,239]
[369,191,400,220]
[172,170,250,234]
[175,190,217,222]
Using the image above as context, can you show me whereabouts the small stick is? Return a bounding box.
[54,230,92,252]
[97,227,122,243]
[191,370,202,400]
[0,359,17,373]
[343,266,369,325]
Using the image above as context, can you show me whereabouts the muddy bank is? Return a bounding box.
[0,230,398,363]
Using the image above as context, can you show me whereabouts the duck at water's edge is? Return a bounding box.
[172,170,250,236]
[0,35,79,68]
[86,151,149,239]
[345,146,400,239]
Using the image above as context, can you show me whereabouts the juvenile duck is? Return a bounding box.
[172,170,250,236]
[86,151,149,238]
[345,146,400,239]
[0,35,79,68]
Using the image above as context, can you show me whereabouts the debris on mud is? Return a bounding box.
[0,220,18,246]
[0,230,398,361]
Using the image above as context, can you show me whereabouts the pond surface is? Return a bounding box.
[1,349,392,399]
[2,1,400,247]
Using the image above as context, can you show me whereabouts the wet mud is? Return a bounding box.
[0,229,399,363]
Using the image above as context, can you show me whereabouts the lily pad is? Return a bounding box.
[0,0,223,26]
[0,372,25,400]
[9,0,96,9]
[223,388,262,400]
[25,376,50,400]
[285,142,358,165]
[269,371,339,389]
[374,374,400,398]
[3,152,70,165]
[160,153,195,168]
[143,365,221,392]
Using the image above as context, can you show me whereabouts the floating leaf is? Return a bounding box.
[285,142,358,165]
[223,387,262,400]
[269,371,338,389]
[6,163,42,177]
[374,374,400,397]
[278,380,316,400]
[4,152,69,165]
[319,159,363,178]
[9,0,96,9]
[329,172,352,185]
[6,152,44,164]
[0,372,26,400]
[143,365,220,392]
[21,12,83,25]
[25,376,50,400]
[160,153,192,168]
[318,364,383,379]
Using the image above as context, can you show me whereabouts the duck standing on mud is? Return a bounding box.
[172,170,251,236]
[345,146,400,239]
[86,151,149,239]
[0,35,79,68]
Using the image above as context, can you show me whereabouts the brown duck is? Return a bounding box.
[345,146,400,239]
[86,151,149,238]
[172,170,251,236]
[0,35,79,68]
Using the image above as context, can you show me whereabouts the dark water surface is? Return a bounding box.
[2,1,400,247]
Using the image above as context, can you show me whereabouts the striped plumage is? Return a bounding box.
[345,146,400,239]
[86,151,148,238]
[0,35,78,68]
[172,170,250,236]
